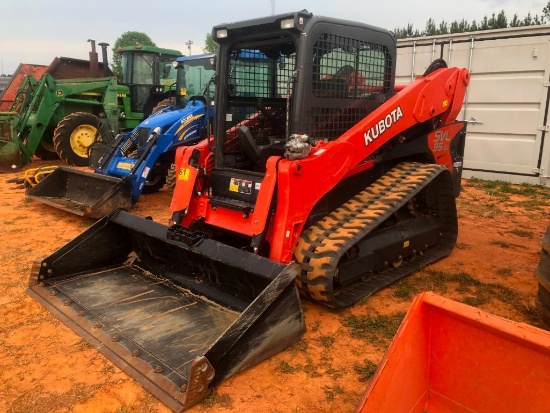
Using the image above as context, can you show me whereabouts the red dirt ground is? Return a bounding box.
[1,159,549,413]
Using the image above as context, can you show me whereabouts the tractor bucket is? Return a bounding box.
[27,210,305,412]
[0,115,21,172]
[355,292,550,413]
[26,166,133,218]
[0,140,22,172]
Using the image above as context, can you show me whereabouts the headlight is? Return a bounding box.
[281,18,295,29]
[216,29,228,39]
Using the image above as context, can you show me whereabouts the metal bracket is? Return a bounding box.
[537,125,550,132]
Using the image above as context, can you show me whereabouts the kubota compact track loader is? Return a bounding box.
[27,11,469,411]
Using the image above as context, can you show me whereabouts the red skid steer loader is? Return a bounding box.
[27,11,469,411]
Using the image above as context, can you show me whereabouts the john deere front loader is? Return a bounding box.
[0,43,181,171]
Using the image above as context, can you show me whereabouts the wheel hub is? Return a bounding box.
[69,124,97,158]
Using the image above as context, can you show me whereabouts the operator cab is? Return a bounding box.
[172,53,216,108]
[212,11,395,170]
[119,45,182,115]
[209,11,396,211]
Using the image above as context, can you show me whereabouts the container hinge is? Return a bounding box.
[533,167,541,173]
[538,125,550,132]
[544,82,550,87]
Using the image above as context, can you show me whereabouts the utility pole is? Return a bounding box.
[271,0,275,15]
[185,40,193,56]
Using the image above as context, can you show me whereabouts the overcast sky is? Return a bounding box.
[1,0,548,75]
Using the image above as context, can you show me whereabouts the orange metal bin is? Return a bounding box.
[356,292,550,413]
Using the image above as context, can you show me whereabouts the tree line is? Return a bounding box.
[109,3,550,72]
[395,4,550,39]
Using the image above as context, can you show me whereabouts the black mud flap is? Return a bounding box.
[26,166,133,218]
[27,210,305,412]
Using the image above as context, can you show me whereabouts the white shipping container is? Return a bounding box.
[397,25,550,187]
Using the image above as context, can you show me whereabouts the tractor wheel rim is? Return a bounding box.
[146,173,161,186]
[41,140,56,152]
[70,124,96,157]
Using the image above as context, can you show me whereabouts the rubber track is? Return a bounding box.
[294,162,458,308]
[535,224,550,328]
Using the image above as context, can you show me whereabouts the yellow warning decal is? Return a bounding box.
[403,240,410,248]
[178,168,190,181]
[116,162,134,170]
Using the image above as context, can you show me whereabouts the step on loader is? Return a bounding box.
[25,54,216,218]
[28,11,470,411]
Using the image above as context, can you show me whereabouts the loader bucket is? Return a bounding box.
[26,166,133,218]
[0,140,22,172]
[355,292,550,413]
[0,114,22,172]
[27,210,305,412]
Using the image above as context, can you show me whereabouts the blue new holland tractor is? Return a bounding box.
[26,53,216,218]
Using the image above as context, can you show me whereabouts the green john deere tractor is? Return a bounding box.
[0,44,182,171]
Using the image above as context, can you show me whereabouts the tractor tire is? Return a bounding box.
[142,164,168,194]
[53,112,100,166]
[422,59,448,76]
[542,226,550,255]
[536,285,550,328]
[535,224,550,329]
[34,133,59,160]
[165,162,177,193]
[536,249,550,279]
[152,98,175,114]
[535,255,550,293]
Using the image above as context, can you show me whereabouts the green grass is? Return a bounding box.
[354,359,379,381]
[460,202,501,219]
[464,178,550,209]
[303,359,322,378]
[496,267,514,277]
[506,229,533,238]
[341,312,405,346]
[391,268,451,300]
[318,335,336,348]
[323,385,344,401]
[455,242,471,249]
[276,360,300,374]
[391,268,528,311]
[289,338,309,353]
[200,390,234,408]
[465,178,545,196]
[310,320,321,332]
[513,199,547,210]
[490,239,511,248]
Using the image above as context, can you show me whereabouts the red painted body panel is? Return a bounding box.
[171,67,470,262]
[355,292,550,413]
